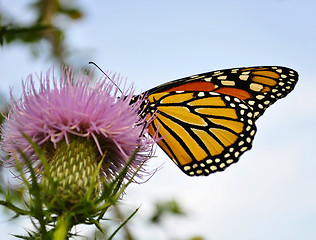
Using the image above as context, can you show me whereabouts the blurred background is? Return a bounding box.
[0,0,315,239]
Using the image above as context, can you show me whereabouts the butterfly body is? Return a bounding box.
[138,66,298,176]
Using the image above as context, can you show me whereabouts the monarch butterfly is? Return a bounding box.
[135,66,298,176]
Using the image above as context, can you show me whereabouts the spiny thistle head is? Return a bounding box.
[1,67,155,207]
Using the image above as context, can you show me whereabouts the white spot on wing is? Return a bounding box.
[250,83,264,92]
[241,147,248,152]
[239,75,249,81]
[256,95,264,100]
[217,75,227,80]
[239,104,248,109]
[210,166,217,171]
[190,75,205,79]
[221,80,236,86]
[206,159,213,164]
[212,71,223,76]
[184,166,191,171]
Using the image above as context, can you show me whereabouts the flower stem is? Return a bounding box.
[53,214,71,240]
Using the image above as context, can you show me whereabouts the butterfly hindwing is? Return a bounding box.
[139,66,298,176]
[143,91,256,176]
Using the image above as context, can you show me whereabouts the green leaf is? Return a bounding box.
[107,207,139,240]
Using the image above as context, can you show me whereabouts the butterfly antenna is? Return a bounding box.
[89,61,123,94]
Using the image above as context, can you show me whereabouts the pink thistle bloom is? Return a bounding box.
[1,67,155,181]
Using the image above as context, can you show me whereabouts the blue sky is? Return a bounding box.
[0,0,316,239]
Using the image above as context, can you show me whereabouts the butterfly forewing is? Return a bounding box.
[148,66,298,118]
[140,66,298,176]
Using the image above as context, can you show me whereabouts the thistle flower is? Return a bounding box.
[1,67,155,206]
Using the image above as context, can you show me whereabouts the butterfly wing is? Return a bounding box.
[144,91,256,176]
[141,66,298,176]
[148,66,298,119]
